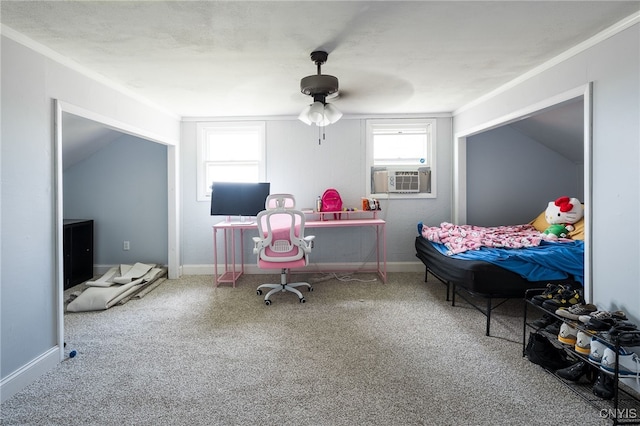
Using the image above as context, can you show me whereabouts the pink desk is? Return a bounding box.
[212,215,387,287]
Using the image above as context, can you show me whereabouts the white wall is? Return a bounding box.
[180,117,453,272]
[454,23,640,322]
[0,35,180,401]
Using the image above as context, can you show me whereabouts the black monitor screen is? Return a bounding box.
[210,182,271,217]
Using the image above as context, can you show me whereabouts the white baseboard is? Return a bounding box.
[94,262,424,278]
[181,261,424,276]
[1,346,60,403]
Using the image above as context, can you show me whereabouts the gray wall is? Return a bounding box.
[466,124,582,226]
[63,135,168,266]
[454,24,640,322]
[1,35,179,400]
[180,117,453,270]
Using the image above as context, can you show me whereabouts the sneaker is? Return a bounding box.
[589,337,611,364]
[578,310,627,326]
[608,323,638,340]
[531,313,556,328]
[556,360,589,381]
[593,371,615,399]
[585,317,618,331]
[542,288,583,311]
[545,320,562,336]
[601,347,640,379]
[558,322,577,345]
[617,331,640,348]
[531,284,567,306]
[555,303,597,320]
[575,331,592,355]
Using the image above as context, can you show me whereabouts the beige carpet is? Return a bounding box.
[1,272,611,425]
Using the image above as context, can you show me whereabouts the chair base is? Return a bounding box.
[256,270,313,306]
[257,282,313,305]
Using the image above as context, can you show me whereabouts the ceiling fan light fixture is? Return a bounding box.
[298,105,313,125]
[298,50,342,127]
[324,103,343,124]
[307,101,325,122]
[298,101,342,127]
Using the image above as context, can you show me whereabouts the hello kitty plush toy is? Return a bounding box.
[543,196,583,240]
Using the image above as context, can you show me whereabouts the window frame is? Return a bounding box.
[196,121,266,202]
[365,118,437,199]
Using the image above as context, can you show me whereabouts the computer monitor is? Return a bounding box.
[210,182,271,218]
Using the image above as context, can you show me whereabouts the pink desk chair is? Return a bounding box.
[253,194,315,305]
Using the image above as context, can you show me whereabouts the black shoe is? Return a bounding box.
[525,332,570,371]
[545,320,562,336]
[616,330,640,347]
[608,322,638,339]
[542,288,583,311]
[532,313,556,328]
[586,317,618,331]
[531,284,566,306]
[593,372,615,399]
[556,361,588,381]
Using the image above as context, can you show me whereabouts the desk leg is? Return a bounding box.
[213,228,219,286]
[240,229,245,277]
[379,223,387,283]
[224,229,230,281]
[213,227,244,287]
[230,228,236,287]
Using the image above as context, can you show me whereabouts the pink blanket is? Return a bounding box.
[421,222,543,255]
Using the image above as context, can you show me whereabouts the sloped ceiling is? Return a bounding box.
[510,98,584,164]
[62,113,123,170]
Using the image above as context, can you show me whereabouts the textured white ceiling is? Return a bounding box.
[2,1,639,118]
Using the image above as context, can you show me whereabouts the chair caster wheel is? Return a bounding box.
[265,299,272,306]
[257,289,262,296]
[309,287,313,292]
[299,298,306,303]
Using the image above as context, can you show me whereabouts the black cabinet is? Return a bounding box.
[63,219,94,290]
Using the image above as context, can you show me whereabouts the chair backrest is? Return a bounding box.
[265,193,296,210]
[255,203,308,264]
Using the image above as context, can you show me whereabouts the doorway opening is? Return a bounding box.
[54,100,180,360]
[452,83,592,301]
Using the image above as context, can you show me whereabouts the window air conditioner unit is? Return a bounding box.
[388,169,420,193]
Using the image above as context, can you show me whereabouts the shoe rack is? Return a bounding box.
[523,288,640,425]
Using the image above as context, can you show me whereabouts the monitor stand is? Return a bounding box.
[226,215,255,226]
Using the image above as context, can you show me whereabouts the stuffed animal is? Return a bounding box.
[543,196,583,239]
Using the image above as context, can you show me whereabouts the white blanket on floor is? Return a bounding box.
[85,263,154,287]
[67,266,164,312]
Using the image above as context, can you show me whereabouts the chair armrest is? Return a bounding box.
[302,235,315,251]
[252,236,263,254]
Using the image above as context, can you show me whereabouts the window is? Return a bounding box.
[366,118,436,198]
[196,122,266,201]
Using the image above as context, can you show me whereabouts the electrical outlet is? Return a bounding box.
[123,241,130,251]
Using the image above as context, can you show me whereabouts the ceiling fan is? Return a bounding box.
[298,51,343,127]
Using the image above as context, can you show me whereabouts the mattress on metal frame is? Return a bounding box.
[414,236,568,298]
